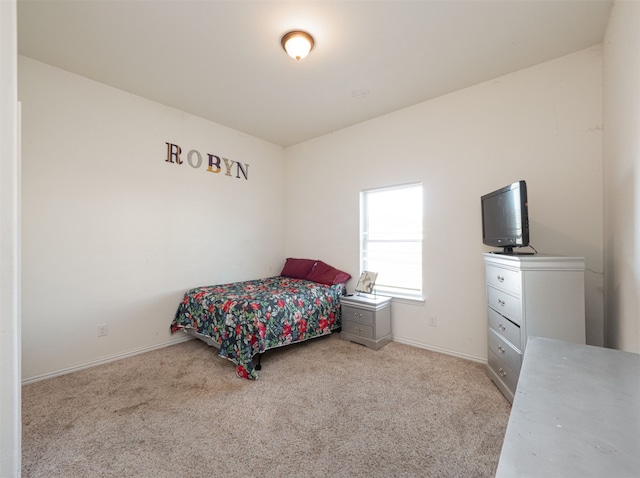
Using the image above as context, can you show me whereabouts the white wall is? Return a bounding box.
[0,1,21,474]
[19,56,286,381]
[603,0,640,353]
[285,47,604,361]
[17,43,611,380]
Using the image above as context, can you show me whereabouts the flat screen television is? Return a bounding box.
[481,180,531,254]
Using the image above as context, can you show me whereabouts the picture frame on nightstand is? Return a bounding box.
[355,271,377,295]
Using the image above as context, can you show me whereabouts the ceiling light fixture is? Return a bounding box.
[281,30,314,61]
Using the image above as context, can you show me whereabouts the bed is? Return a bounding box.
[170,259,350,379]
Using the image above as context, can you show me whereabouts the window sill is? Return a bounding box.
[390,295,425,306]
[374,291,425,306]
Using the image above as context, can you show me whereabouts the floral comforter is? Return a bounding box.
[170,276,343,379]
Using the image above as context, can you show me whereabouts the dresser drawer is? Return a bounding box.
[342,305,375,326]
[487,286,522,324]
[488,327,522,373]
[342,319,374,340]
[488,307,521,350]
[486,265,521,296]
[487,349,519,394]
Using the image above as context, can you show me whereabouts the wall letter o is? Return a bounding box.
[187,150,203,169]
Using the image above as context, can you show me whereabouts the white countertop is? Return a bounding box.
[496,336,640,477]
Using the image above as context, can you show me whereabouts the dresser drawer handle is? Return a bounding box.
[498,324,506,332]
[498,367,507,378]
[498,345,505,354]
[353,326,363,332]
[498,299,506,307]
[497,275,505,282]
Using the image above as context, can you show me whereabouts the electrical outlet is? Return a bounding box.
[428,315,437,327]
[97,324,108,337]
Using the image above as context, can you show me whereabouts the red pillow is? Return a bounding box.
[280,258,317,279]
[305,260,351,285]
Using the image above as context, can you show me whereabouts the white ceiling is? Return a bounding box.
[17,0,613,148]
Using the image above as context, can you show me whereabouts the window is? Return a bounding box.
[360,183,423,300]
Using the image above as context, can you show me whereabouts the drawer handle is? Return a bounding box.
[498,368,507,378]
[353,326,363,332]
[498,299,506,307]
[498,324,506,332]
[497,275,505,282]
[498,345,505,354]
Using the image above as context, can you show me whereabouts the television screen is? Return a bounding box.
[481,180,529,254]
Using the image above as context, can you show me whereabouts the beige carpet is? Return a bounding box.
[22,334,511,477]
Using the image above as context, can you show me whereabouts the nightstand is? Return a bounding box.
[340,294,392,350]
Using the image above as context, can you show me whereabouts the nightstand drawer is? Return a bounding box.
[341,305,375,326]
[342,319,374,340]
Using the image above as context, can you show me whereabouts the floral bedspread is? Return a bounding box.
[170,276,343,379]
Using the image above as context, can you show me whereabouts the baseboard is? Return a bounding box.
[392,337,487,364]
[23,334,485,384]
[21,335,194,385]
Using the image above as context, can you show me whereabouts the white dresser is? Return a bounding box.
[484,253,586,403]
